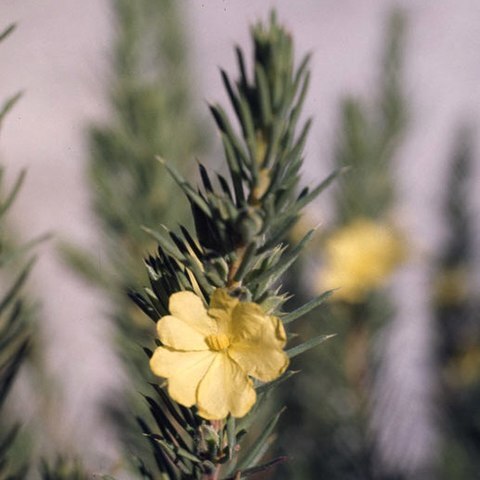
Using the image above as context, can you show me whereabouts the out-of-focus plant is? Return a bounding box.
[128,12,336,479]
[61,0,205,376]
[0,23,36,479]
[59,0,206,470]
[1,24,92,480]
[0,159,31,479]
[39,457,90,480]
[277,10,408,479]
[434,129,480,479]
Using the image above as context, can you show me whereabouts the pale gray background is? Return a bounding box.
[1,0,480,476]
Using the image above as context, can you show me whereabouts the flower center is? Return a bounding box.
[205,333,231,351]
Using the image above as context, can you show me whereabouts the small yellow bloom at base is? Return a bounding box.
[150,289,289,420]
[318,218,405,303]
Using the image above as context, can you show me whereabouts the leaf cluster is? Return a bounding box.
[139,12,338,308]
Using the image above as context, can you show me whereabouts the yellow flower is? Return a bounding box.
[318,218,405,303]
[150,289,289,420]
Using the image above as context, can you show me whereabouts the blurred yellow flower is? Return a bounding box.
[150,289,289,420]
[318,218,405,303]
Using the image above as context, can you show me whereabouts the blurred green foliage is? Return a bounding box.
[0,23,34,480]
[435,129,480,480]
[59,0,207,471]
[277,10,408,479]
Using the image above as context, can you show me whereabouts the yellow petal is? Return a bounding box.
[208,288,239,334]
[209,288,239,312]
[228,343,289,382]
[157,315,208,351]
[196,354,256,419]
[230,303,287,348]
[169,291,216,336]
[150,347,215,407]
[228,305,288,382]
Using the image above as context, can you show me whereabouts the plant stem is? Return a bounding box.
[227,245,247,288]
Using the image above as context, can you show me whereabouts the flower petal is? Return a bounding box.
[150,347,215,407]
[207,288,239,334]
[209,288,239,312]
[196,353,256,419]
[228,304,288,382]
[169,291,216,336]
[230,303,287,348]
[157,315,208,351]
[228,343,289,382]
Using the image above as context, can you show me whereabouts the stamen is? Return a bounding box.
[205,333,230,351]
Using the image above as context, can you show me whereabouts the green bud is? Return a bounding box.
[235,209,263,243]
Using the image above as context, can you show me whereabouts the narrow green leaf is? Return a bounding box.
[0,91,22,124]
[235,408,285,472]
[198,162,213,192]
[224,456,288,479]
[220,69,242,128]
[0,169,26,219]
[295,167,347,211]
[289,71,310,131]
[183,254,214,295]
[251,229,314,286]
[235,45,249,93]
[0,259,34,313]
[157,157,212,218]
[256,370,299,395]
[226,415,236,461]
[216,173,234,201]
[262,115,283,168]
[142,226,186,262]
[0,24,16,42]
[285,117,312,170]
[286,334,336,359]
[209,104,250,168]
[179,226,203,259]
[255,64,272,126]
[0,340,29,408]
[154,437,201,465]
[221,133,246,204]
[143,394,194,451]
[57,242,109,288]
[136,418,174,477]
[128,290,160,321]
[237,95,257,171]
[282,290,334,324]
[291,53,311,103]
